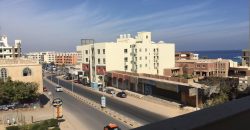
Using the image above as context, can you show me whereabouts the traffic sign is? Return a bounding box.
[101,96,106,108]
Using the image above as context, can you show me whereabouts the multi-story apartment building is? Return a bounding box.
[242,49,250,67]
[76,32,175,83]
[26,52,46,63]
[175,59,237,77]
[175,52,199,60]
[0,35,21,59]
[55,52,77,65]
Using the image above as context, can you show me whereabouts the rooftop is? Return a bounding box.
[0,58,39,65]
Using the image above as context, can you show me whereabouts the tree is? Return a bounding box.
[0,79,39,104]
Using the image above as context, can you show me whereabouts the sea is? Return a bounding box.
[191,50,242,63]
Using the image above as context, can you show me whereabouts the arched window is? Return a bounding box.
[0,68,7,81]
[23,67,32,76]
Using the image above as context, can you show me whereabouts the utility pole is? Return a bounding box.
[196,88,199,111]
[72,75,74,92]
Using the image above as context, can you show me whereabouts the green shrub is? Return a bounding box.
[51,127,60,130]
[47,119,58,127]
[6,126,19,130]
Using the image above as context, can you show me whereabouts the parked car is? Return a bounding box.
[116,91,127,98]
[55,86,63,92]
[43,87,48,92]
[73,80,79,83]
[106,88,115,94]
[0,105,9,111]
[7,104,16,110]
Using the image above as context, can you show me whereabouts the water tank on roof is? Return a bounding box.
[120,35,123,39]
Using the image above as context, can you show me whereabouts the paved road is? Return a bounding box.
[48,75,167,125]
[44,79,129,130]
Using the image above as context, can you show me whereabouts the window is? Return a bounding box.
[146,35,148,39]
[103,58,106,64]
[124,57,128,62]
[145,64,147,67]
[86,58,88,62]
[140,64,142,68]
[98,49,100,54]
[0,68,7,81]
[124,49,128,53]
[98,58,100,64]
[139,48,141,52]
[103,49,105,54]
[145,56,147,60]
[140,57,142,60]
[124,65,128,70]
[23,67,32,76]
[145,48,147,52]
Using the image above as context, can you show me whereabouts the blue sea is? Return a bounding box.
[191,50,242,63]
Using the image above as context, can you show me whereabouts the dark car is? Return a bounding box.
[106,88,115,94]
[43,87,48,92]
[116,91,127,98]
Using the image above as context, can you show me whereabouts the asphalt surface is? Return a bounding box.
[44,79,129,130]
[47,75,167,125]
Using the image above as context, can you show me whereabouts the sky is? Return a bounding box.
[0,0,249,52]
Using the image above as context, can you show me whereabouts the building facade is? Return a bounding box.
[242,49,250,67]
[76,32,175,83]
[175,59,237,77]
[0,58,43,93]
[26,52,46,63]
[0,35,22,59]
[55,52,77,65]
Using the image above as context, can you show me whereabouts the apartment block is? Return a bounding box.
[55,52,77,65]
[76,32,175,83]
[175,59,237,77]
[0,35,22,59]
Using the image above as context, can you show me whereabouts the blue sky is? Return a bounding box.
[0,0,249,52]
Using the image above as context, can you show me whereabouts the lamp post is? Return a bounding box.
[72,75,74,92]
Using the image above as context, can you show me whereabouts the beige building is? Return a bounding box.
[76,32,175,83]
[0,58,43,93]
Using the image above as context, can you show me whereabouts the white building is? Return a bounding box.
[26,52,46,63]
[76,32,175,83]
[0,35,22,59]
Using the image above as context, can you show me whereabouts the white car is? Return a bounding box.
[55,86,63,92]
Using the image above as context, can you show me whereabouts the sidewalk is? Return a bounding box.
[0,94,75,130]
[58,76,195,118]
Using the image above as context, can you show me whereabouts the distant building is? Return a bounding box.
[26,52,46,63]
[0,58,43,93]
[26,51,77,65]
[175,59,237,77]
[175,52,199,60]
[0,35,22,59]
[55,52,77,65]
[76,32,175,83]
[242,49,250,67]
